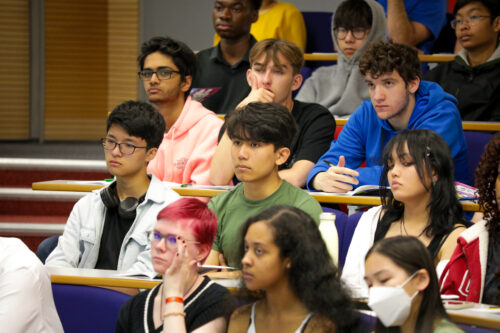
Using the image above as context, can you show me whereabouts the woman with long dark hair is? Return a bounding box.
[342,129,467,297]
[365,236,463,332]
[228,205,359,333]
[441,133,500,304]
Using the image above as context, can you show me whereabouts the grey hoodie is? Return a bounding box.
[296,0,386,118]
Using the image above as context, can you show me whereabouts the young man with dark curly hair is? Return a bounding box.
[307,41,470,193]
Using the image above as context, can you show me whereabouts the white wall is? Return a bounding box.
[140,0,343,51]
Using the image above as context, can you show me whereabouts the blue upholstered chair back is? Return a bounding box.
[302,11,335,69]
[464,131,493,186]
[36,234,60,263]
[52,284,131,333]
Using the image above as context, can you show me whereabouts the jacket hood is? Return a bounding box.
[378,81,458,132]
[166,96,217,139]
[331,0,387,67]
[456,40,500,66]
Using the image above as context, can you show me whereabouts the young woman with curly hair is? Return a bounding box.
[227,205,360,333]
[365,236,463,332]
[441,134,500,305]
[342,129,468,298]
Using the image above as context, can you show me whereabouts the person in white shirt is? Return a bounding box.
[0,237,63,333]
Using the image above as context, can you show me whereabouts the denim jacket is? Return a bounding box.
[45,175,180,275]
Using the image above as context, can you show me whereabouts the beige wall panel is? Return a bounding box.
[44,0,139,139]
[107,0,138,112]
[44,0,108,140]
[0,0,30,139]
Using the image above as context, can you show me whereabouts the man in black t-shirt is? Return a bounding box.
[209,38,336,188]
[191,0,261,115]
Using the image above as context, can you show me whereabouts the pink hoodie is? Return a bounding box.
[147,96,223,185]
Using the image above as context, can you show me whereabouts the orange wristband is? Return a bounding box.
[165,296,184,304]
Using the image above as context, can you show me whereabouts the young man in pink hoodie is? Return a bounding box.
[138,36,224,185]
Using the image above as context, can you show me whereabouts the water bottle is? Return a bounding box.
[319,212,339,266]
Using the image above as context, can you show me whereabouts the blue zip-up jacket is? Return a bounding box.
[307,81,469,190]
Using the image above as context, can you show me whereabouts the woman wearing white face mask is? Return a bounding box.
[364,236,463,332]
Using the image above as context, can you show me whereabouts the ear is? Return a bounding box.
[431,168,438,183]
[195,243,211,263]
[407,77,420,94]
[493,16,500,33]
[145,147,158,163]
[246,69,254,87]
[414,268,430,292]
[283,257,291,270]
[249,9,259,24]
[290,73,303,92]
[275,147,290,166]
[180,75,193,93]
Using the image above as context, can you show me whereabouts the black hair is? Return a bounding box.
[334,0,373,31]
[475,133,500,244]
[359,41,421,85]
[238,205,360,332]
[378,130,467,240]
[454,0,500,19]
[106,101,165,149]
[366,236,449,333]
[226,102,298,150]
[138,36,197,98]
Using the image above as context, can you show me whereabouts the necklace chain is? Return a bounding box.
[400,214,426,238]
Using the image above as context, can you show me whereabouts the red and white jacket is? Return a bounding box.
[439,220,489,302]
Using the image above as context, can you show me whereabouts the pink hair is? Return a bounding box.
[156,198,217,249]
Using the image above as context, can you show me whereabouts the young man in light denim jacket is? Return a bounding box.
[46,101,180,275]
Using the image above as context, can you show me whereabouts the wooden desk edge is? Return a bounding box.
[32,182,479,211]
[334,119,500,131]
[303,53,455,63]
[32,182,104,192]
[50,275,243,296]
[51,274,160,289]
[448,311,500,330]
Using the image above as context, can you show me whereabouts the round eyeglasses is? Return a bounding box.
[101,138,147,155]
[138,68,181,81]
[451,15,492,29]
[334,27,369,40]
[148,231,200,249]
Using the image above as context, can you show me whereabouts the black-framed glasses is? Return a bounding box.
[334,27,369,40]
[101,138,147,155]
[450,15,492,29]
[138,68,180,81]
[147,231,200,249]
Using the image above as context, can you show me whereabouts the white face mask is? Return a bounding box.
[368,271,419,327]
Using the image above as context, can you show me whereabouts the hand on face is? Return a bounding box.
[163,237,198,297]
[313,156,359,193]
[237,71,275,108]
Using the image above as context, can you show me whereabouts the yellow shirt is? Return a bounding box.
[214,2,306,51]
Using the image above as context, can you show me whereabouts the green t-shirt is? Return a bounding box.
[208,181,322,267]
[433,318,464,333]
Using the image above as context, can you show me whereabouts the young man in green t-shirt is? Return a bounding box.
[205,102,322,277]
